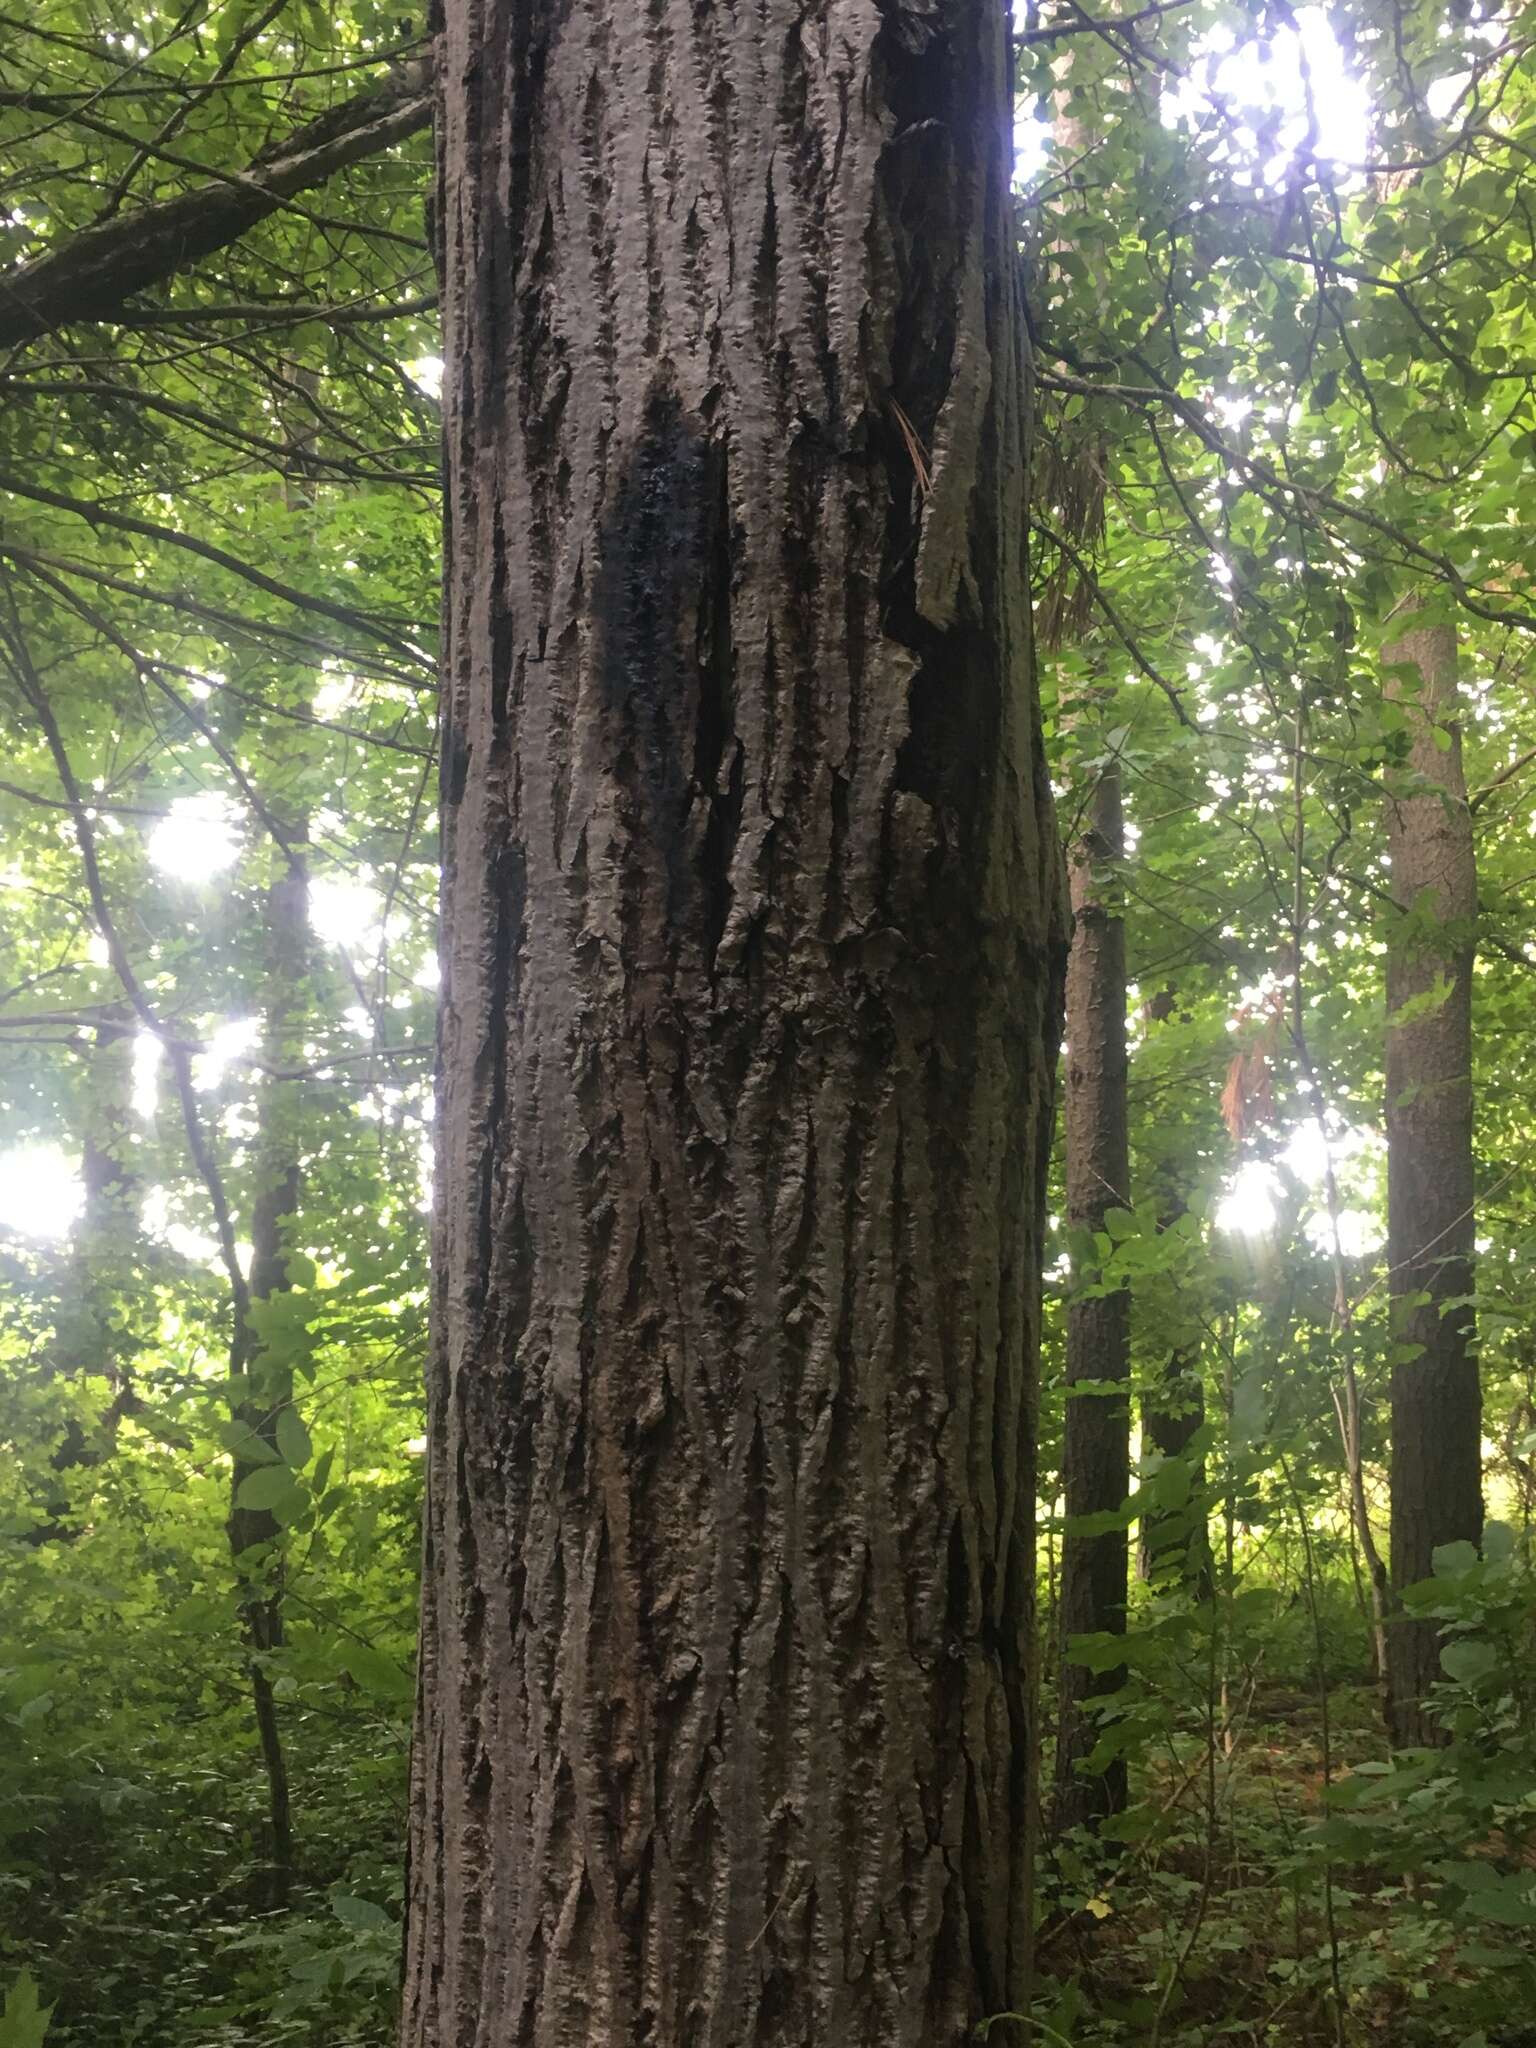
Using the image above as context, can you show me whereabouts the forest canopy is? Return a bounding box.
[2,0,1535,2043]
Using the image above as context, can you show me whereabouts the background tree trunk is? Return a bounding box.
[1125,1026,1210,1596]
[227,828,309,1906]
[225,400,323,1904]
[404,3,1067,2043]
[1383,614,1480,1749]
[1138,1346,1209,1596]
[1054,765,1131,1830]
[33,1009,144,1533]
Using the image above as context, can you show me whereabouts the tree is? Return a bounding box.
[1055,759,1132,1829]
[223,419,325,1910]
[32,1009,145,1535]
[1137,1216,1210,1597]
[8,1,1536,2043]
[0,60,432,348]
[1383,614,1481,1749]
[402,3,1067,2040]
[225,814,310,1908]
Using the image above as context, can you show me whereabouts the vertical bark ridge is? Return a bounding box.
[407,2,1066,2041]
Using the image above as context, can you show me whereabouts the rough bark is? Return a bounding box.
[403,3,1067,2043]
[227,832,309,1905]
[0,63,432,349]
[1383,615,1481,1749]
[1053,766,1131,1831]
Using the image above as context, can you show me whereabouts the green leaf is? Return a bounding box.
[276,1406,312,1471]
[1440,1639,1498,1685]
[0,1971,53,2048]
[1483,1520,1516,1563]
[1062,1630,1130,1675]
[340,1642,413,1703]
[1387,976,1456,1032]
[1065,1504,1137,1538]
[234,1467,306,1520]
[1459,1882,1536,1927]
[1432,1540,1479,1579]
[218,1420,283,1466]
[1432,1859,1504,1893]
[330,1892,394,1934]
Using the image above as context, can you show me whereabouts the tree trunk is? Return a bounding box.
[1383,614,1480,1749]
[404,4,1067,2043]
[1054,766,1131,1831]
[33,1009,144,1532]
[227,832,309,1905]
[74,1009,140,1302]
[1125,1038,1209,1595]
[1138,1345,1209,1596]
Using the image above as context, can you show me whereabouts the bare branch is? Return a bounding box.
[0,580,249,1320]
[0,467,431,662]
[0,62,432,349]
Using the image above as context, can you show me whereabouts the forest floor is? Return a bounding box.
[1033,1678,1536,2048]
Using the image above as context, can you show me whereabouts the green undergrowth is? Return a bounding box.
[1032,1533,1536,2048]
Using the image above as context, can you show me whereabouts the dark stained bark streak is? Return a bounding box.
[1053,767,1131,1831]
[0,65,432,349]
[405,2,1066,2043]
[1383,618,1481,1751]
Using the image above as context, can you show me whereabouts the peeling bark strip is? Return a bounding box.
[1054,766,1131,1831]
[1383,617,1481,1750]
[404,2,1066,2043]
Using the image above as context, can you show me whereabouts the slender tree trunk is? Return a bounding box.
[227,831,309,1905]
[404,5,1067,2043]
[226,397,321,1902]
[74,1009,140,1304]
[1123,1018,1209,1594]
[1138,1344,1210,1596]
[1054,766,1131,1830]
[1333,1344,1391,1696]
[1382,614,1480,1749]
[33,1009,143,1531]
